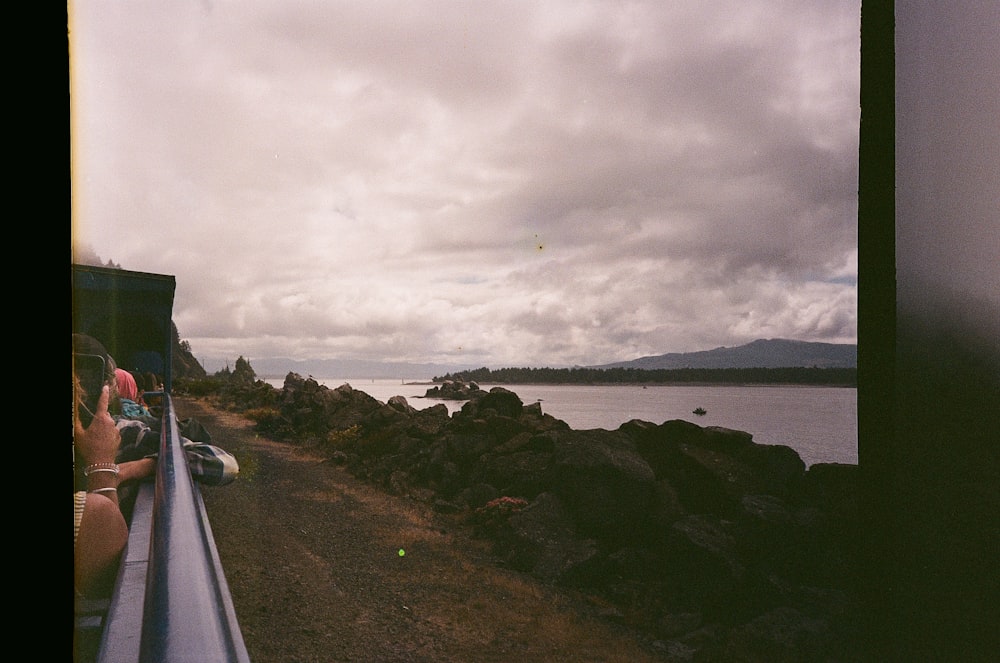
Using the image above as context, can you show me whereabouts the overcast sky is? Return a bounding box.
[70,1,860,372]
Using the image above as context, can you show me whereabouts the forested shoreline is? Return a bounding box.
[435,366,857,387]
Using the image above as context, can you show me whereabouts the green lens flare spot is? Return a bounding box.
[398,548,405,557]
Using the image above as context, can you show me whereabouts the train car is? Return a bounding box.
[73,264,250,663]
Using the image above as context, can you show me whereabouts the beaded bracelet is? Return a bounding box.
[84,463,120,477]
[89,487,118,495]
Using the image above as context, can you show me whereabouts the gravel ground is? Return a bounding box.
[179,396,670,662]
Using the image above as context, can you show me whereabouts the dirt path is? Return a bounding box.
[178,396,669,662]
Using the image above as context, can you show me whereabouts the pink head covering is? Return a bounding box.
[115,368,139,401]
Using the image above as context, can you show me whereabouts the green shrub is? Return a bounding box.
[175,376,226,396]
[242,406,291,438]
[326,425,361,448]
[244,407,280,423]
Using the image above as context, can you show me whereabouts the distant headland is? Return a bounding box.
[223,339,857,383]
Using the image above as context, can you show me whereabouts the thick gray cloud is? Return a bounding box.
[70,1,859,371]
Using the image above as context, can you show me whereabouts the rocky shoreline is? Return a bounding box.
[193,371,863,660]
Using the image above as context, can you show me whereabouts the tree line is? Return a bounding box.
[434,366,857,386]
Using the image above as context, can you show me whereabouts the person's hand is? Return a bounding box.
[75,385,121,465]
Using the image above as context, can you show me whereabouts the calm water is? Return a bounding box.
[264,378,857,467]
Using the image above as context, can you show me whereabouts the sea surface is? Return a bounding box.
[264,377,857,467]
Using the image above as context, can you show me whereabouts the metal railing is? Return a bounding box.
[96,395,249,663]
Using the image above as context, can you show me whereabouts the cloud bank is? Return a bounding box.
[70,1,859,372]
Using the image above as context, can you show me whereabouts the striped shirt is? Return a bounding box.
[74,491,87,545]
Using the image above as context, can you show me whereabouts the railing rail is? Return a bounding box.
[96,395,250,663]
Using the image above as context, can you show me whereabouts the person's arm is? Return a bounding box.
[75,493,128,594]
[114,417,237,485]
[83,466,121,506]
[74,385,128,595]
[118,458,156,484]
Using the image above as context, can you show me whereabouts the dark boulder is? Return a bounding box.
[715,606,834,663]
[459,386,524,419]
[664,514,746,609]
[503,492,601,584]
[402,403,451,440]
[473,450,553,499]
[626,419,807,516]
[547,428,656,543]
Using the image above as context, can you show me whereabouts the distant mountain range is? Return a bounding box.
[236,338,856,379]
[233,357,470,380]
[589,339,857,370]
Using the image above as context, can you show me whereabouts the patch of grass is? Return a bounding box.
[243,407,280,423]
[326,425,361,447]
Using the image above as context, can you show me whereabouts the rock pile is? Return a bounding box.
[243,374,862,660]
[422,379,486,400]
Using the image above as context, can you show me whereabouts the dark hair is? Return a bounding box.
[129,370,145,391]
[72,333,117,385]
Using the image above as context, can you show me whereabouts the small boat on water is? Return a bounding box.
[692,407,707,416]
